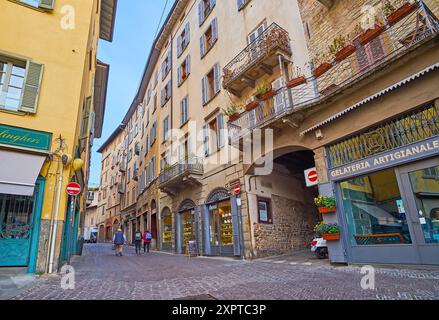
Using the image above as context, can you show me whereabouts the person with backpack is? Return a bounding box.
[143,229,152,253]
[134,229,142,255]
[112,228,126,256]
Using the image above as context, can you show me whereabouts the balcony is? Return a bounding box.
[158,157,204,195]
[222,23,292,97]
[117,184,125,194]
[227,2,439,142]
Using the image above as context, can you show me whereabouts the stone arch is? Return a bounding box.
[206,187,230,204]
[178,199,196,213]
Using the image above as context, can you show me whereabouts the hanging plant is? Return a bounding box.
[329,35,356,62]
[314,222,341,241]
[314,195,337,213]
[223,105,243,122]
[255,83,277,101]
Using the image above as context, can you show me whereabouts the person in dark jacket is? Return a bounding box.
[134,229,142,255]
[113,228,126,256]
[143,230,152,253]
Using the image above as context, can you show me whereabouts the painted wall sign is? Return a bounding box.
[329,137,439,181]
[0,124,52,151]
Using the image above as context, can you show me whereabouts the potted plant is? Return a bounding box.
[255,83,277,101]
[244,96,259,111]
[223,105,243,122]
[312,53,333,78]
[384,0,417,26]
[358,16,385,45]
[329,35,356,62]
[314,222,341,241]
[314,195,337,214]
[287,66,307,88]
[163,163,172,172]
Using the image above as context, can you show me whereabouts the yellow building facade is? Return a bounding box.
[0,0,116,273]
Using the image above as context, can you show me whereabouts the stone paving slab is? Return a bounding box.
[9,244,439,300]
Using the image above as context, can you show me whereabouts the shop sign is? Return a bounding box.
[329,137,439,181]
[0,124,52,151]
[304,167,319,187]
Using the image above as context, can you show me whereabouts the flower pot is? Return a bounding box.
[323,233,340,241]
[313,62,332,78]
[256,88,277,101]
[228,113,240,122]
[318,206,337,214]
[387,3,417,26]
[335,44,356,62]
[358,25,384,46]
[245,99,259,111]
[287,76,307,88]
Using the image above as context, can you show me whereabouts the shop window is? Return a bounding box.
[340,168,412,246]
[208,200,233,247]
[177,55,191,86]
[162,209,173,245]
[200,18,218,58]
[177,22,190,58]
[201,63,220,105]
[198,0,216,26]
[257,198,272,224]
[181,210,196,245]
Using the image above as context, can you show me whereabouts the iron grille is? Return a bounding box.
[328,105,439,168]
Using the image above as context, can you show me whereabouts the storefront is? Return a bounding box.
[202,188,241,257]
[0,124,50,271]
[175,200,197,254]
[327,105,439,265]
[161,207,173,251]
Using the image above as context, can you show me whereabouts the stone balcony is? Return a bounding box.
[222,23,292,97]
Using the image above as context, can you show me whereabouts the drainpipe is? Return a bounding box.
[48,162,64,274]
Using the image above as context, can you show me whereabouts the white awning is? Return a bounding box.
[353,203,402,227]
[0,149,46,196]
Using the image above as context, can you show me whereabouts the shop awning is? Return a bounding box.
[0,150,46,196]
[353,203,401,227]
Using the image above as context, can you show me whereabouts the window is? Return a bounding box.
[154,70,159,88]
[153,93,157,112]
[200,18,218,58]
[340,168,412,246]
[201,63,220,105]
[161,80,172,106]
[177,23,190,58]
[198,0,216,26]
[203,113,224,156]
[248,23,265,44]
[150,121,157,146]
[146,87,152,105]
[161,152,170,171]
[177,55,191,86]
[422,167,439,179]
[237,0,251,10]
[0,57,43,113]
[161,49,172,80]
[145,134,149,155]
[257,198,272,224]
[181,96,188,125]
[354,36,385,72]
[18,0,55,10]
[163,116,169,141]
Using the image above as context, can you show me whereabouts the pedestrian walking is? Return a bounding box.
[134,229,142,255]
[143,229,152,253]
[113,228,126,256]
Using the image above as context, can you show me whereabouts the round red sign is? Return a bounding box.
[66,182,81,196]
[233,184,241,195]
[307,170,318,183]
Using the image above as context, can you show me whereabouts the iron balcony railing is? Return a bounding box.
[159,157,204,186]
[228,1,439,142]
[222,22,292,89]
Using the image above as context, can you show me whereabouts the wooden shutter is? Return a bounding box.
[213,63,220,94]
[19,61,44,113]
[161,88,165,106]
[210,0,216,10]
[186,55,191,75]
[203,124,210,156]
[200,34,206,57]
[211,18,218,42]
[237,0,245,10]
[167,50,172,73]
[272,77,285,113]
[167,80,172,98]
[161,60,166,80]
[202,76,208,105]
[185,23,190,46]
[216,113,224,148]
[177,36,182,58]
[39,0,55,10]
[177,65,181,86]
[198,1,205,26]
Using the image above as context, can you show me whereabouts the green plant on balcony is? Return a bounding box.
[184,151,196,160]
[163,163,172,172]
[223,105,243,122]
[382,0,397,17]
[311,52,333,78]
[255,82,276,101]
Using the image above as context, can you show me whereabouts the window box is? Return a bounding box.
[334,44,356,62]
[228,112,240,122]
[244,97,259,111]
[256,88,277,101]
[358,24,384,46]
[287,76,307,88]
[313,62,332,78]
[387,2,417,26]
[317,206,337,214]
[322,233,340,241]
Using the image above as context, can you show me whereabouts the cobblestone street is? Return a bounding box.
[7,244,439,300]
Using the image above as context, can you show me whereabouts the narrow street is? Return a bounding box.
[9,244,439,300]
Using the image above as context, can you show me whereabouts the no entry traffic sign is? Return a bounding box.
[304,167,319,187]
[66,182,81,196]
[232,184,241,196]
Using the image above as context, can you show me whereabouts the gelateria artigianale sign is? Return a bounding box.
[0,124,52,151]
[330,137,439,180]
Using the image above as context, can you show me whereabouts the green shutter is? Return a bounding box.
[39,0,55,10]
[19,61,44,114]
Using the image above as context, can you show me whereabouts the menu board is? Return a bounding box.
[186,240,198,257]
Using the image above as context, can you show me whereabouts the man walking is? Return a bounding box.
[143,229,152,253]
[134,229,142,255]
[113,228,126,256]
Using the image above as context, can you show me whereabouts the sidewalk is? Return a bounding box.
[0,268,43,300]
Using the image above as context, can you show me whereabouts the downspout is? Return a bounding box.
[48,161,65,274]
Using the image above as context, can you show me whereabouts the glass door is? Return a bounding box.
[397,158,439,265]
